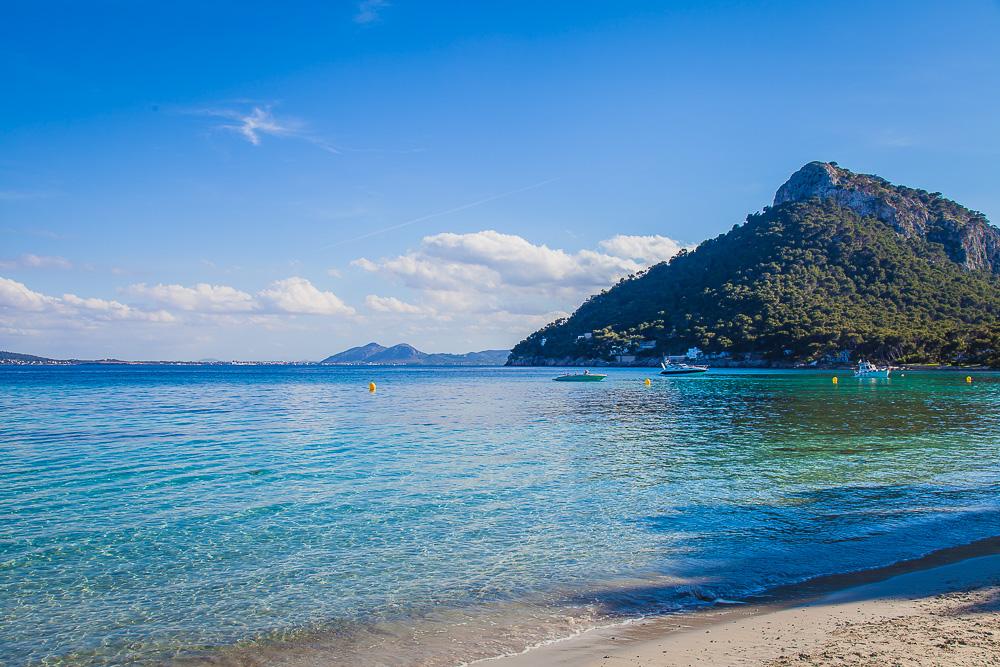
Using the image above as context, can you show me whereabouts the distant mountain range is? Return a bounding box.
[320,343,511,366]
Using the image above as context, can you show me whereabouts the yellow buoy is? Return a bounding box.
[966,376,973,383]
[644,378,651,386]
[832,376,838,384]
[369,381,377,392]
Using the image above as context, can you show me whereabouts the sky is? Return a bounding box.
[2,0,999,360]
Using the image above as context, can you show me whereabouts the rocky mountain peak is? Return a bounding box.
[774,162,1000,274]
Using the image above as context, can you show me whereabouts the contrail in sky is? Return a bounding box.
[322,177,560,249]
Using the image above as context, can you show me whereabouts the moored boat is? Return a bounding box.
[854,359,891,378]
[553,371,607,382]
[659,360,708,375]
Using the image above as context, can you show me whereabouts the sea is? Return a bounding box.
[2,365,998,665]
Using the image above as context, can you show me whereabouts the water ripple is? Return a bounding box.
[1,366,998,665]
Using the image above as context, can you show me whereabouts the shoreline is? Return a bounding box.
[489,536,1000,666]
[504,359,997,371]
[2,360,997,370]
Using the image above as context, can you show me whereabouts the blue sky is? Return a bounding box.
[2,0,999,360]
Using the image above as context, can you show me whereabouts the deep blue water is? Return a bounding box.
[1,365,998,665]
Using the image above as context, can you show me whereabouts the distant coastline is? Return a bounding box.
[1,355,989,371]
[0,347,512,367]
[0,358,315,366]
[504,355,993,371]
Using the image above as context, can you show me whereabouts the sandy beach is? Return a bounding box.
[492,540,1000,667]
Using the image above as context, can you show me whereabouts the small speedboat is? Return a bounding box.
[553,371,607,382]
[659,361,708,375]
[854,360,890,378]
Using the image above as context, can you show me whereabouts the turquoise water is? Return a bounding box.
[2,366,999,665]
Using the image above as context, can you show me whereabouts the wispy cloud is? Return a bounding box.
[187,103,423,155]
[355,0,389,24]
[227,106,297,146]
[0,254,73,270]
[194,105,341,154]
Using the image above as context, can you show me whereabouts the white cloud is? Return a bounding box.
[355,0,388,24]
[60,294,174,322]
[124,278,355,318]
[0,231,686,357]
[0,276,54,311]
[599,234,690,264]
[258,277,356,316]
[0,254,73,270]
[419,231,584,287]
[368,230,684,295]
[0,276,174,324]
[129,282,256,312]
[354,230,688,324]
[365,294,425,314]
[0,274,360,357]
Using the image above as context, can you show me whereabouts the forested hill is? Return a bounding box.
[508,162,1000,367]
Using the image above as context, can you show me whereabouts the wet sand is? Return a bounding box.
[490,538,1000,667]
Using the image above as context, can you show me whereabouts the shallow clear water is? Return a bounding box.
[1,365,998,665]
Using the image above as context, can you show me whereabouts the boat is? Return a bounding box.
[854,359,891,378]
[659,360,708,375]
[553,371,607,382]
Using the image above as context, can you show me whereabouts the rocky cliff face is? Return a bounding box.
[774,162,1000,274]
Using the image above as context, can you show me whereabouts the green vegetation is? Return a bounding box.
[510,198,1000,366]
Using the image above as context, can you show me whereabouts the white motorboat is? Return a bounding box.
[854,359,890,378]
[660,360,708,375]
